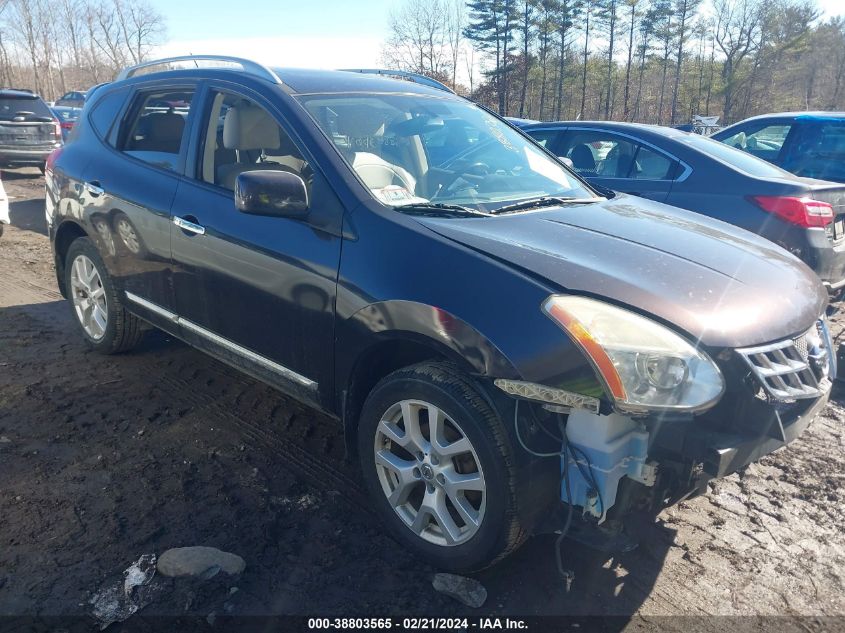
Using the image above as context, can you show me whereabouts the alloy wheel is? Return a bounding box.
[70,254,108,340]
[374,399,486,546]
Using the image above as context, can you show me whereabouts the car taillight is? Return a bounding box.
[750,195,835,228]
[46,147,63,174]
[60,122,74,130]
[52,119,62,139]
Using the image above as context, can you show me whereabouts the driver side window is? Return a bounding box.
[199,91,309,192]
[720,123,792,162]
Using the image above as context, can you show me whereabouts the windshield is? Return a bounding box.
[296,94,596,212]
[684,133,793,178]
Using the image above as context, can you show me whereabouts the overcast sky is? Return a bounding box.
[152,0,845,71]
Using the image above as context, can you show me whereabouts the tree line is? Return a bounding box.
[0,0,164,100]
[382,0,845,125]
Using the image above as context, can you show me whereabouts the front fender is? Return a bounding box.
[338,300,520,384]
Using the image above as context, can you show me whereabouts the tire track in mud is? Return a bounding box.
[152,371,372,513]
[0,273,62,307]
[2,260,372,515]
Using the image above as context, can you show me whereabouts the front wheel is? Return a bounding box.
[65,237,144,353]
[358,362,527,571]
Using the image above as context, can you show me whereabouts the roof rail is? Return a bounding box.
[340,69,454,94]
[116,55,284,85]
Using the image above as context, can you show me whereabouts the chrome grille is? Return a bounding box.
[737,323,831,401]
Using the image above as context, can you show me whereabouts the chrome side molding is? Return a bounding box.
[124,291,317,391]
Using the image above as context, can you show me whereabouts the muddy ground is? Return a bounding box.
[0,168,843,631]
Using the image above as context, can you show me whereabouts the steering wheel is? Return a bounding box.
[431,162,491,200]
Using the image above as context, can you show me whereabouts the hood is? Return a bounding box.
[419,195,826,349]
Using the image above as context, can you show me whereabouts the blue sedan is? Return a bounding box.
[518,120,845,293]
[711,112,845,184]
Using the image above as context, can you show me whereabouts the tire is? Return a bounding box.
[65,237,144,354]
[358,361,527,572]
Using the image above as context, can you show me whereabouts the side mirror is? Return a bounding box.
[558,156,574,169]
[235,170,309,218]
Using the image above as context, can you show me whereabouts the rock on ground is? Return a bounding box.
[157,546,246,579]
[432,573,487,608]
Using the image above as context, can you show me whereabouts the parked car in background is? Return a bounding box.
[672,115,721,136]
[0,172,9,237]
[55,90,87,108]
[51,105,82,140]
[0,88,63,172]
[711,112,845,184]
[520,121,845,295]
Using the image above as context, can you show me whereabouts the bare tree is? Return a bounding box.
[621,0,640,120]
[2,0,163,97]
[669,0,702,124]
[382,0,451,80]
[714,0,762,122]
[446,0,465,88]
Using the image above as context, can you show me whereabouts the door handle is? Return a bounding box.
[172,216,206,235]
[84,181,104,196]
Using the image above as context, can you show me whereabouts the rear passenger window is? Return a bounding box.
[118,89,194,171]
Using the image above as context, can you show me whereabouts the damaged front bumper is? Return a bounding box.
[685,386,829,480]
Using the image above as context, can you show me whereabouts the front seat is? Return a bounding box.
[335,110,417,193]
[217,103,289,190]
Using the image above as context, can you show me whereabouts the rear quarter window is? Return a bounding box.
[88,87,129,142]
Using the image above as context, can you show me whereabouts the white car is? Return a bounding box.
[0,175,9,237]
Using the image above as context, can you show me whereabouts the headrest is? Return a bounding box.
[145,112,184,142]
[570,144,596,170]
[223,103,280,151]
[335,108,386,139]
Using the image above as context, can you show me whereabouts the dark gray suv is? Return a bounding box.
[45,56,836,571]
[0,89,63,171]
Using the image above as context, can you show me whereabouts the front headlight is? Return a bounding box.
[543,295,725,414]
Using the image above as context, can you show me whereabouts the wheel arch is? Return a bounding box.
[338,300,520,457]
[53,219,89,297]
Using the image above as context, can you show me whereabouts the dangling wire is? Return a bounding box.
[512,399,607,589]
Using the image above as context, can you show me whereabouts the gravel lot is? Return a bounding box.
[1,168,844,630]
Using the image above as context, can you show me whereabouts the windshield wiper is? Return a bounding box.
[394,202,493,218]
[492,196,601,214]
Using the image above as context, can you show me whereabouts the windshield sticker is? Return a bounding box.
[482,114,516,152]
[372,185,429,206]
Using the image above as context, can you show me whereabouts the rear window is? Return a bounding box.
[0,94,53,122]
[682,134,791,178]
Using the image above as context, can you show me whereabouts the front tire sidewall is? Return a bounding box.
[65,238,123,352]
[359,371,514,572]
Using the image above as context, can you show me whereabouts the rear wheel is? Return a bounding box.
[65,237,143,353]
[358,361,527,571]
